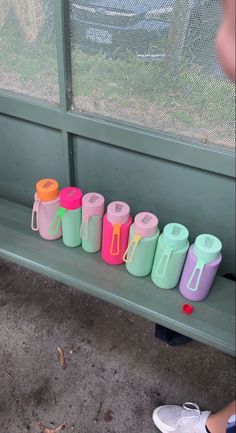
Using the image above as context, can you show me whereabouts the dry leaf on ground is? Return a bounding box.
[104,410,114,422]
[57,347,66,370]
[37,421,65,433]
[94,401,103,422]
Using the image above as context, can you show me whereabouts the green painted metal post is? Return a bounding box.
[55,0,75,186]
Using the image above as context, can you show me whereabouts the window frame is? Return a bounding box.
[0,0,235,180]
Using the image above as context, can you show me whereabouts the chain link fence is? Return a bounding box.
[70,0,235,149]
[0,0,58,103]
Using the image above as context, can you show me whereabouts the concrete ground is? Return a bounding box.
[0,258,235,433]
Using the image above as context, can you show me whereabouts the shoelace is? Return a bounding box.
[177,402,201,432]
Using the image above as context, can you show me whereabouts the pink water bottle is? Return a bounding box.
[102,201,132,265]
[179,234,222,301]
[31,178,62,240]
[80,192,105,253]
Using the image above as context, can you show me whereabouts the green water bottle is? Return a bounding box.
[123,212,160,277]
[80,192,105,253]
[49,187,83,247]
[151,223,189,289]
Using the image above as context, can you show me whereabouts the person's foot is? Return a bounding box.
[152,402,211,433]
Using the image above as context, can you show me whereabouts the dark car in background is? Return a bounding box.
[70,0,219,61]
[71,0,174,60]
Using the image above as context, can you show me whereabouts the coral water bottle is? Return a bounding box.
[151,223,189,289]
[80,192,105,253]
[123,212,160,277]
[102,201,132,265]
[49,187,83,247]
[31,178,61,240]
[179,234,222,301]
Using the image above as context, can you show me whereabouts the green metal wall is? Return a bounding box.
[0,115,69,205]
[74,137,235,276]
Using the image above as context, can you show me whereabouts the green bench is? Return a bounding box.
[0,197,235,357]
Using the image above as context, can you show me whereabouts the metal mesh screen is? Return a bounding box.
[70,0,235,149]
[0,0,58,104]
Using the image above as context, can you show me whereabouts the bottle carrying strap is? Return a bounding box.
[123,233,142,263]
[80,214,90,240]
[110,223,121,256]
[155,245,175,278]
[31,199,40,231]
[49,207,66,236]
[187,258,208,292]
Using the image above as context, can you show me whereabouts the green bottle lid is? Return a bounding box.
[162,223,189,250]
[193,234,222,262]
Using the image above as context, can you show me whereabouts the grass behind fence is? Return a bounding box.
[72,50,234,127]
[71,49,234,148]
[0,11,234,148]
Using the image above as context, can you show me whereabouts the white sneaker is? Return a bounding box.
[153,402,211,433]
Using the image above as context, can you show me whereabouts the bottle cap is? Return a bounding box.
[36,178,59,202]
[82,193,105,217]
[182,304,194,315]
[193,234,222,262]
[162,223,189,250]
[60,187,82,210]
[134,212,158,238]
[107,201,130,225]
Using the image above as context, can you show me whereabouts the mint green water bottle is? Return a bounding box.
[151,223,189,289]
[80,192,105,253]
[123,212,160,277]
[49,187,83,247]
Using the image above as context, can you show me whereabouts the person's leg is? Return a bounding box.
[206,401,236,433]
[155,324,192,346]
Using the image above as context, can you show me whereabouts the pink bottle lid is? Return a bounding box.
[60,187,82,210]
[82,192,105,217]
[134,212,158,238]
[107,201,130,225]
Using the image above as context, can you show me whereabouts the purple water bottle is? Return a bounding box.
[179,234,222,301]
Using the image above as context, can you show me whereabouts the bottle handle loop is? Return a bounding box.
[49,207,66,236]
[80,214,90,240]
[187,258,207,292]
[155,245,174,278]
[123,233,142,263]
[110,224,121,256]
[31,199,40,231]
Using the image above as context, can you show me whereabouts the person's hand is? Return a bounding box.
[216,0,236,82]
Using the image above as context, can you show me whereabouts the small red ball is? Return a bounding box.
[182,304,194,315]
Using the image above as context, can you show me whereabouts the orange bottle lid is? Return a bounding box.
[36,178,59,202]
